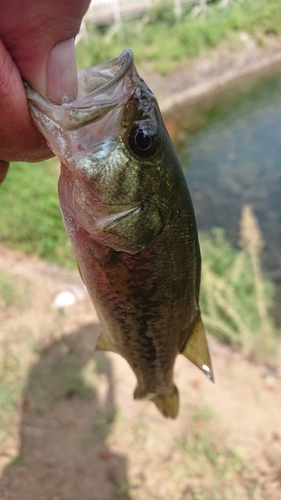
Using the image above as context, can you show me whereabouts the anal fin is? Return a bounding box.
[181,315,214,382]
[76,258,85,284]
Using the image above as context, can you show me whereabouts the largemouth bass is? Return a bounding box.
[25,49,213,418]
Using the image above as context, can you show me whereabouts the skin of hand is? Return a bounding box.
[0,0,90,183]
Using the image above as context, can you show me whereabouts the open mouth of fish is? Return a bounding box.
[25,49,137,133]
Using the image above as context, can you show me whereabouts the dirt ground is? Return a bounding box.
[0,241,281,500]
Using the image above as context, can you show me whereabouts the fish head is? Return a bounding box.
[26,50,175,252]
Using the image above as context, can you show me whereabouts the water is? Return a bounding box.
[172,63,281,280]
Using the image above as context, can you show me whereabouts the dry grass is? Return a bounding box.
[200,205,279,363]
[239,204,277,360]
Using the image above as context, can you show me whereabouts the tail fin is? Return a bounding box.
[152,385,179,419]
[134,384,179,419]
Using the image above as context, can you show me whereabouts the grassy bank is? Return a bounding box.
[0,161,74,268]
[76,0,281,73]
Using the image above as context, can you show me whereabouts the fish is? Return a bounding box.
[25,49,213,418]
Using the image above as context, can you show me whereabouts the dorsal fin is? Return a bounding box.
[96,330,116,353]
[181,315,214,382]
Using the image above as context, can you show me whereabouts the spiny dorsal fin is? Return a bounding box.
[96,330,116,353]
[181,315,214,382]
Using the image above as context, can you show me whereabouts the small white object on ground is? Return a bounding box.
[52,291,76,308]
[52,283,87,309]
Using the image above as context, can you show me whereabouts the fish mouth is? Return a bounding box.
[25,49,137,131]
[78,49,135,98]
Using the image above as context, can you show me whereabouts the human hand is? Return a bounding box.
[0,0,90,183]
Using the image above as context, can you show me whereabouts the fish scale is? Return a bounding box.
[25,49,213,418]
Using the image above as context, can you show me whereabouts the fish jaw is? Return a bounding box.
[24,49,138,167]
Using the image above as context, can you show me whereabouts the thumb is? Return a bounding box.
[34,38,78,103]
[0,161,9,185]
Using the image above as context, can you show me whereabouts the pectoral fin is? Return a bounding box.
[181,315,214,382]
[104,202,163,253]
[96,330,116,353]
[76,259,85,284]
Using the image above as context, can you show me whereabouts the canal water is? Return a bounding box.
[171,63,281,281]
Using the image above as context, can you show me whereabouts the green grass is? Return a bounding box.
[76,0,281,73]
[0,271,29,308]
[0,161,75,268]
[0,365,22,428]
[0,348,32,447]
[94,412,116,438]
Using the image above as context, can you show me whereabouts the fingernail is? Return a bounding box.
[46,38,78,103]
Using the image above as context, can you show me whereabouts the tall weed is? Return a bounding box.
[200,207,279,361]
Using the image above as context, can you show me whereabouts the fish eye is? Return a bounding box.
[128,125,159,158]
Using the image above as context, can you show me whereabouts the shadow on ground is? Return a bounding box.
[0,323,130,500]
